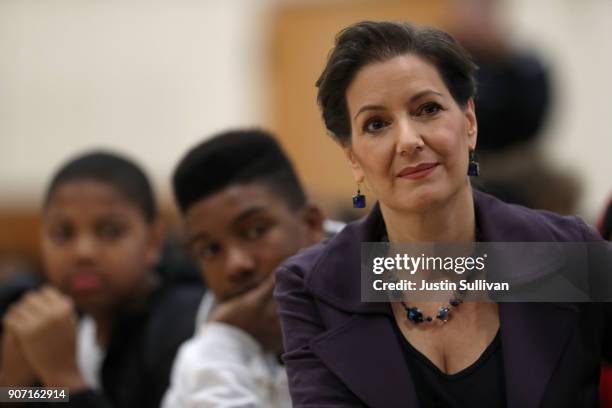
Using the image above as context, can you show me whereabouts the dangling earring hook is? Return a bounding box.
[352,182,366,208]
[467,150,480,176]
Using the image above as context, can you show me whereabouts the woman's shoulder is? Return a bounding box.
[275,215,370,305]
[475,190,602,242]
[276,238,332,281]
[282,215,367,270]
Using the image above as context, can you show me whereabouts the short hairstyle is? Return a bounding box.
[172,129,307,213]
[44,151,157,224]
[316,20,478,144]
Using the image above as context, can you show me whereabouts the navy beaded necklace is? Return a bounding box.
[383,225,482,325]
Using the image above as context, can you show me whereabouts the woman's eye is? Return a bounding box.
[363,118,390,133]
[418,102,443,116]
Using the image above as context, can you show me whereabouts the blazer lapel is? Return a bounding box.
[499,302,579,408]
[309,314,419,408]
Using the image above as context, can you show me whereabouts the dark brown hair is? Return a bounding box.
[316,21,478,144]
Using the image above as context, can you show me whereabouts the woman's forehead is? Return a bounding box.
[346,54,448,107]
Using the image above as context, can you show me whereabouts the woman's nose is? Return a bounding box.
[395,119,424,156]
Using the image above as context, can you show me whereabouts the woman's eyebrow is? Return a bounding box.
[354,105,386,121]
[353,89,443,121]
[409,89,443,103]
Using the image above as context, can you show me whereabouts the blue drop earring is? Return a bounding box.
[352,183,366,208]
[468,150,480,176]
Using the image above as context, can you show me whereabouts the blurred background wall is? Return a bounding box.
[1,0,611,265]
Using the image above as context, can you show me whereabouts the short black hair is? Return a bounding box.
[44,151,157,224]
[172,129,307,214]
[316,20,478,144]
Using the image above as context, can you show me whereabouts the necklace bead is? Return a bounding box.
[401,298,462,325]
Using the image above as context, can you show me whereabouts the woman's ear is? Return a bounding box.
[343,146,365,183]
[465,98,478,150]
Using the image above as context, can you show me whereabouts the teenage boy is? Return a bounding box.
[163,129,333,407]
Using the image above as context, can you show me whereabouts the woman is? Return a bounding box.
[274,21,611,407]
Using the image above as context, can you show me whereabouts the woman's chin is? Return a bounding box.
[394,194,439,212]
[390,186,453,213]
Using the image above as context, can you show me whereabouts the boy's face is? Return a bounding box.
[42,180,161,314]
[185,183,323,302]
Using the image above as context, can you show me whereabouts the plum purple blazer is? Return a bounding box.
[275,190,612,408]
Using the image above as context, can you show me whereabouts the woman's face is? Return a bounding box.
[344,53,477,213]
[42,180,161,315]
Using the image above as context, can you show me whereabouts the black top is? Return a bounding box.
[391,320,506,408]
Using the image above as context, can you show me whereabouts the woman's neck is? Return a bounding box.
[381,186,475,243]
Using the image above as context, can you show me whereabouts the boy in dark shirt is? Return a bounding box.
[0,151,203,407]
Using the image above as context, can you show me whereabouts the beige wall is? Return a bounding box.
[0,0,270,209]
